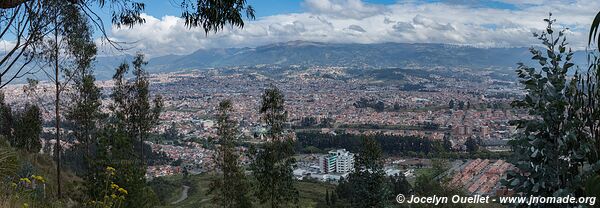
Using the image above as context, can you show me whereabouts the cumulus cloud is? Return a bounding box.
[392,21,415,33]
[413,14,455,31]
[303,0,387,19]
[104,0,600,57]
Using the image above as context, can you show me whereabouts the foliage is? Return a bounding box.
[66,56,104,158]
[296,131,512,159]
[0,0,254,88]
[148,177,181,205]
[92,121,159,208]
[209,100,252,208]
[110,52,163,166]
[346,137,389,208]
[0,144,19,179]
[12,104,43,153]
[82,53,165,207]
[180,0,255,33]
[353,97,385,112]
[389,173,412,196]
[413,166,467,208]
[251,85,299,208]
[1,174,48,208]
[85,167,128,208]
[464,137,480,153]
[506,14,598,204]
[296,132,438,156]
[0,93,42,153]
[0,93,13,139]
[589,11,600,52]
[585,175,600,200]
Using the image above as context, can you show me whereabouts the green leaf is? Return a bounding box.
[588,11,600,51]
[510,178,520,187]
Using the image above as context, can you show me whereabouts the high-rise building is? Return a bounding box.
[320,149,355,174]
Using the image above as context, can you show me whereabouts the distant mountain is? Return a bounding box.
[130,41,586,73]
[2,41,589,83]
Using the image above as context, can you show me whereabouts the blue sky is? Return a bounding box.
[131,0,399,18]
[137,0,517,18]
[59,0,600,56]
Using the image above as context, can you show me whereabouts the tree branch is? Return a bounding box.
[0,0,31,9]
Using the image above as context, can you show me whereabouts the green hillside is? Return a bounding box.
[155,174,336,208]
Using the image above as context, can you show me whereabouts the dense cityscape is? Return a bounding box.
[2,0,600,207]
[2,65,525,194]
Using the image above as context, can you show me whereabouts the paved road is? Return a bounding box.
[171,185,190,205]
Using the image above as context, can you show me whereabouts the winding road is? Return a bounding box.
[171,185,190,205]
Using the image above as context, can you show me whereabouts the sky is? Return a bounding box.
[3,0,600,57]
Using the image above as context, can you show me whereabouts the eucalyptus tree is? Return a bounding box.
[110,52,162,167]
[251,85,299,208]
[33,1,99,197]
[0,0,254,88]
[210,100,252,208]
[506,15,598,204]
[102,53,162,207]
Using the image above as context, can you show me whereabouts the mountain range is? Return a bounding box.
[3,41,590,82]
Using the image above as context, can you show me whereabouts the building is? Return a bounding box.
[320,149,355,174]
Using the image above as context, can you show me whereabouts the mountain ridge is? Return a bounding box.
[1,41,589,82]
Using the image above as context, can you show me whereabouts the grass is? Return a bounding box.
[0,150,84,208]
[407,167,433,185]
[156,174,336,208]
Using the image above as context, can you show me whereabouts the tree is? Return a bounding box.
[251,85,299,208]
[209,100,252,208]
[1,0,255,200]
[28,1,100,197]
[347,137,389,208]
[442,133,453,152]
[94,127,159,208]
[110,53,162,167]
[0,0,255,88]
[335,176,351,199]
[12,104,42,153]
[0,92,13,140]
[506,14,596,203]
[464,137,480,153]
[66,55,103,157]
[164,122,180,141]
[330,191,337,206]
[103,53,162,207]
[393,103,401,111]
[63,16,104,183]
[448,99,455,109]
[458,101,465,110]
[413,160,466,208]
[325,189,330,206]
[389,173,412,196]
[62,53,105,195]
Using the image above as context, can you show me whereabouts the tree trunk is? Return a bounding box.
[53,14,62,198]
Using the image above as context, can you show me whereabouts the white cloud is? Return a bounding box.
[104,0,600,57]
[0,40,17,53]
[303,0,386,19]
